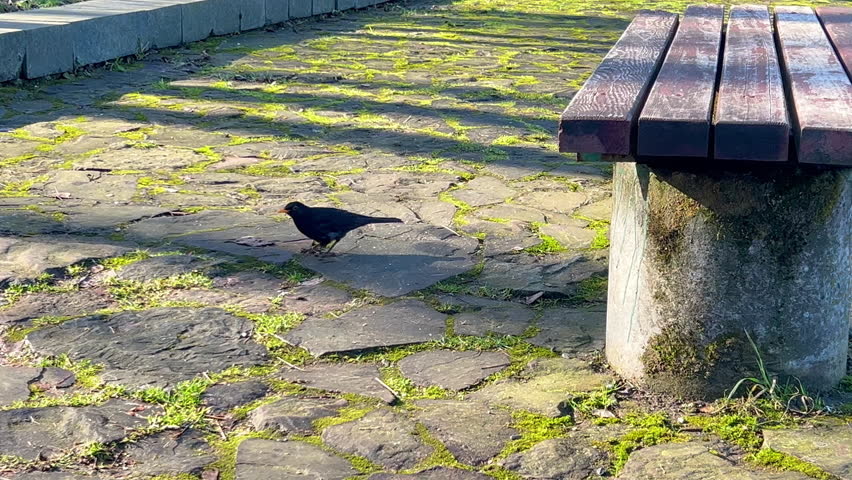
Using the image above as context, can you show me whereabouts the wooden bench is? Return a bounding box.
[558,5,852,399]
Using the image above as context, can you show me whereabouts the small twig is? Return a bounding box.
[373,377,399,400]
[280,359,305,371]
[441,225,461,236]
[213,419,227,440]
[202,372,213,382]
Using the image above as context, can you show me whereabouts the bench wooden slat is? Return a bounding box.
[816,7,852,80]
[713,5,790,162]
[775,6,852,166]
[559,10,678,155]
[637,4,724,158]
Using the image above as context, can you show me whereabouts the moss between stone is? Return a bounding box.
[747,449,839,480]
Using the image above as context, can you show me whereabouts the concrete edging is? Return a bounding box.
[0,0,387,83]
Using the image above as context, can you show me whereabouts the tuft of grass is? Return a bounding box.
[571,276,608,303]
[2,273,78,305]
[727,331,823,415]
[106,272,213,308]
[135,378,211,429]
[39,354,106,389]
[567,384,618,418]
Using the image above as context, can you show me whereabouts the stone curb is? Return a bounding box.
[0,0,386,82]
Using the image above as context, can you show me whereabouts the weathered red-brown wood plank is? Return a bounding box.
[559,10,678,155]
[775,6,852,166]
[637,4,724,158]
[713,5,790,162]
[817,7,852,79]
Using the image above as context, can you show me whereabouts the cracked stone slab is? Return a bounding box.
[415,400,516,466]
[322,409,433,471]
[297,225,478,297]
[250,397,349,434]
[236,439,356,480]
[285,299,447,356]
[0,399,159,461]
[0,236,128,286]
[529,306,606,354]
[398,350,510,391]
[513,191,588,215]
[620,443,809,480]
[73,147,209,171]
[0,289,115,326]
[0,366,41,406]
[369,468,492,480]
[201,379,270,415]
[451,176,517,207]
[122,429,216,477]
[278,363,396,404]
[574,198,612,221]
[40,172,140,204]
[468,358,614,417]
[500,437,607,480]
[277,282,354,316]
[763,426,852,479]
[1,473,106,480]
[115,254,220,282]
[538,223,597,250]
[26,307,268,389]
[477,254,607,295]
[453,301,536,337]
[124,210,273,241]
[52,206,173,233]
[170,223,308,264]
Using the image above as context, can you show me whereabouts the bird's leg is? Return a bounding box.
[300,241,320,254]
[317,240,339,257]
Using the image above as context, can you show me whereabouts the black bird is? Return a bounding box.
[279,201,403,253]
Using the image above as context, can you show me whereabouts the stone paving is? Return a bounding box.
[1,0,851,479]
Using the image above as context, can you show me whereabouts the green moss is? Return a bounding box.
[208,430,282,480]
[839,376,852,393]
[39,354,106,389]
[600,413,685,474]
[106,272,214,308]
[747,449,837,480]
[99,249,154,269]
[571,276,608,303]
[313,405,376,431]
[481,465,523,480]
[2,273,77,305]
[686,414,762,450]
[499,410,573,457]
[438,191,474,226]
[379,365,453,401]
[0,175,48,197]
[0,153,38,168]
[406,423,469,472]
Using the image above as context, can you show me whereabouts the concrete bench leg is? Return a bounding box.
[606,162,851,399]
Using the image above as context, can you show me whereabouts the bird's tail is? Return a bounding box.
[369,217,404,224]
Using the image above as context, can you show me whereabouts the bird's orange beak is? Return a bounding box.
[278,208,289,214]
